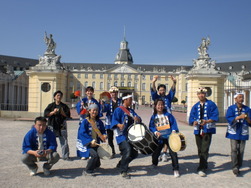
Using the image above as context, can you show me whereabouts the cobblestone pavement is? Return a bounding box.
[1,106,251,188]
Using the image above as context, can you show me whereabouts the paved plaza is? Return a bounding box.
[1,106,251,188]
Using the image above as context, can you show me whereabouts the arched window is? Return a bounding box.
[100,82,104,90]
[92,81,95,88]
[165,83,168,91]
[84,81,88,88]
[142,83,146,91]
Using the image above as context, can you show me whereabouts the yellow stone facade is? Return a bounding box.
[27,70,67,115]
[186,74,226,122]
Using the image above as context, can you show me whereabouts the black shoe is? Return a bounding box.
[121,172,131,179]
[233,168,239,176]
[116,162,121,168]
[63,157,73,161]
[110,153,116,159]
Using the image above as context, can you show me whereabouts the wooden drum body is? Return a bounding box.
[128,123,158,155]
[169,132,186,152]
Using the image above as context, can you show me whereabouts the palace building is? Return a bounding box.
[0,35,250,121]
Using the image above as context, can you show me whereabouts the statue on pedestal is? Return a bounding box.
[190,37,217,73]
[35,32,62,69]
[44,32,56,55]
[198,37,210,58]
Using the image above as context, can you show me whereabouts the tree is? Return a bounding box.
[172,97,178,103]
[181,100,186,112]
[181,100,186,106]
[70,93,78,99]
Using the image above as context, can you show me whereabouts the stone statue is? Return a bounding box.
[198,37,210,58]
[190,37,219,73]
[44,32,56,55]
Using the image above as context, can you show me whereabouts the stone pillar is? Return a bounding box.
[26,53,67,118]
[249,90,251,107]
[4,80,8,109]
[186,39,227,122]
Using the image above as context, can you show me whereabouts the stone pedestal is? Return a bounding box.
[26,53,67,117]
[186,56,227,123]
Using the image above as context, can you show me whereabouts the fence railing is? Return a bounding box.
[0,103,28,111]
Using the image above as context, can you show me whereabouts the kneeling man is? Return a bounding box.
[21,116,60,176]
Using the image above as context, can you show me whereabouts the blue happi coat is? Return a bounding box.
[225,104,251,140]
[22,126,57,154]
[189,99,219,135]
[76,118,106,158]
[111,106,141,144]
[76,97,102,123]
[149,112,179,144]
[151,87,175,113]
[103,98,122,130]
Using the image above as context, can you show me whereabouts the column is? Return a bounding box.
[243,90,246,105]
[17,85,21,110]
[4,79,8,110]
[230,92,233,106]
[249,90,251,107]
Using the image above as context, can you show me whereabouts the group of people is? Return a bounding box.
[21,75,251,179]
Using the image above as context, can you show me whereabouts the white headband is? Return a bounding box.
[234,93,244,99]
[122,95,132,100]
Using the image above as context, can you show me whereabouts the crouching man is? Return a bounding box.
[21,116,60,176]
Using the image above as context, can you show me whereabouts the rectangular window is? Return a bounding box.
[100,82,104,90]
[142,83,146,91]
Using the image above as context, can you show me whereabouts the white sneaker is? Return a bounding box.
[162,153,168,162]
[29,166,38,176]
[158,155,162,161]
[43,168,50,176]
[174,170,180,178]
[198,171,206,177]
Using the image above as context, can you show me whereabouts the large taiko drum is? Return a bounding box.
[169,132,186,152]
[127,123,158,155]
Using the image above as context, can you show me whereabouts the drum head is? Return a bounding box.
[97,144,112,160]
[128,124,146,142]
[169,133,182,152]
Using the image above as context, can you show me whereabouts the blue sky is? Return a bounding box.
[1,0,251,65]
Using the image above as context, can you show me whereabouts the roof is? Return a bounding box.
[1,54,250,74]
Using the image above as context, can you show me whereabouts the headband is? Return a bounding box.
[122,95,132,100]
[234,93,244,99]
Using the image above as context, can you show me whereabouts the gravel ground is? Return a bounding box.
[1,107,251,188]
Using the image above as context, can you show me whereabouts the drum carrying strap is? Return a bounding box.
[87,118,106,142]
[119,106,134,118]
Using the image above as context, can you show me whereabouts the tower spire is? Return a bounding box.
[114,27,133,65]
[124,25,126,41]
